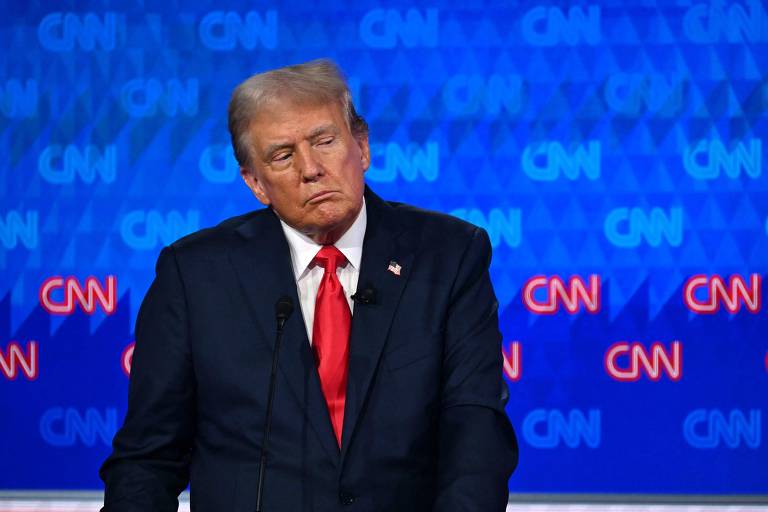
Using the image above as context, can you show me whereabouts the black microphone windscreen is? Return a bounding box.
[352,285,377,305]
[275,296,294,320]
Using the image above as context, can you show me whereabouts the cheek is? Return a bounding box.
[327,141,358,164]
[267,171,298,194]
[337,151,365,182]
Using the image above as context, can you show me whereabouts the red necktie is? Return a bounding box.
[312,245,351,447]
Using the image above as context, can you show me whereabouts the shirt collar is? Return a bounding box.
[279,197,367,279]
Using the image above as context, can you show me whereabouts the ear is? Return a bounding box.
[355,133,371,172]
[240,167,271,206]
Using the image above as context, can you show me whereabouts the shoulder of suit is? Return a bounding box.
[386,200,482,243]
[163,199,486,257]
[166,207,270,254]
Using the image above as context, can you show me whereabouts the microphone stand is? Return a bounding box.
[256,297,293,512]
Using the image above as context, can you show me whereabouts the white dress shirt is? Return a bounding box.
[278,199,367,344]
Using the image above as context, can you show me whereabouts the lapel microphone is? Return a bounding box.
[351,284,377,305]
[256,296,294,512]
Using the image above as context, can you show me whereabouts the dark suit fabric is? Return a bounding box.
[100,188,518,511]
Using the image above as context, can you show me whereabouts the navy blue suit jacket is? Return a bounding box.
[100,187,518,511]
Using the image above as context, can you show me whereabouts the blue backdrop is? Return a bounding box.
[1,0,767,497]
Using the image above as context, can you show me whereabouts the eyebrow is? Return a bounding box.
[262,124,341,160]
[308,123,339,139]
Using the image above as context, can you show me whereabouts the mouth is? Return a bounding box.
[306,190,337,204]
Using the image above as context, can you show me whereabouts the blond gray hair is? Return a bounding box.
[228,59,368,168]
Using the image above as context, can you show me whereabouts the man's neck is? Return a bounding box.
[283,199,366,245]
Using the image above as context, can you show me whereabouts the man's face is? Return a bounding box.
[240,99,370,244]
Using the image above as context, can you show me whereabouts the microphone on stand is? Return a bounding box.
[256,296,294,512]
[351,284,377,305]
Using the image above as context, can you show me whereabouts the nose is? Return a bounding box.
[295,143,323,181]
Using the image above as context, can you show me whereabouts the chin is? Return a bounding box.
[313,202,351,222]
[306,212,354,238]
[311,217,347,234]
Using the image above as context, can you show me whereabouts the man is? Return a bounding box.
[100,59,518,511]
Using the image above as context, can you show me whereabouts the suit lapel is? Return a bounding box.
[228,209,340,462]
[340,189,417,460]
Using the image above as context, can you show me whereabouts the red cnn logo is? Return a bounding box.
[502,341,521,382]
[684,274,761,314]
[121,342,135,377]
[39,276,117,315]
[523,275,600,314]
[605,341,682,382]
[0,341,38,380]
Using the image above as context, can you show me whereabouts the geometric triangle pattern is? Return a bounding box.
[0,1,766,496]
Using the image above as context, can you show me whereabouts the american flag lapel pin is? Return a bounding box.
[387,260,402,276]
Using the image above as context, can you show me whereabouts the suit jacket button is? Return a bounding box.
[339,491,356,505]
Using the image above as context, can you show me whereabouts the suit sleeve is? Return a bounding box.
[99,246,195,511]
[432,227,519,512]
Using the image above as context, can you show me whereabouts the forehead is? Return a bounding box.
[249,98,346,144]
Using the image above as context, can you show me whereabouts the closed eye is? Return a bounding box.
[273,152,292,162]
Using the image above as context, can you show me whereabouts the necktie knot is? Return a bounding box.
[314,245,346,273]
